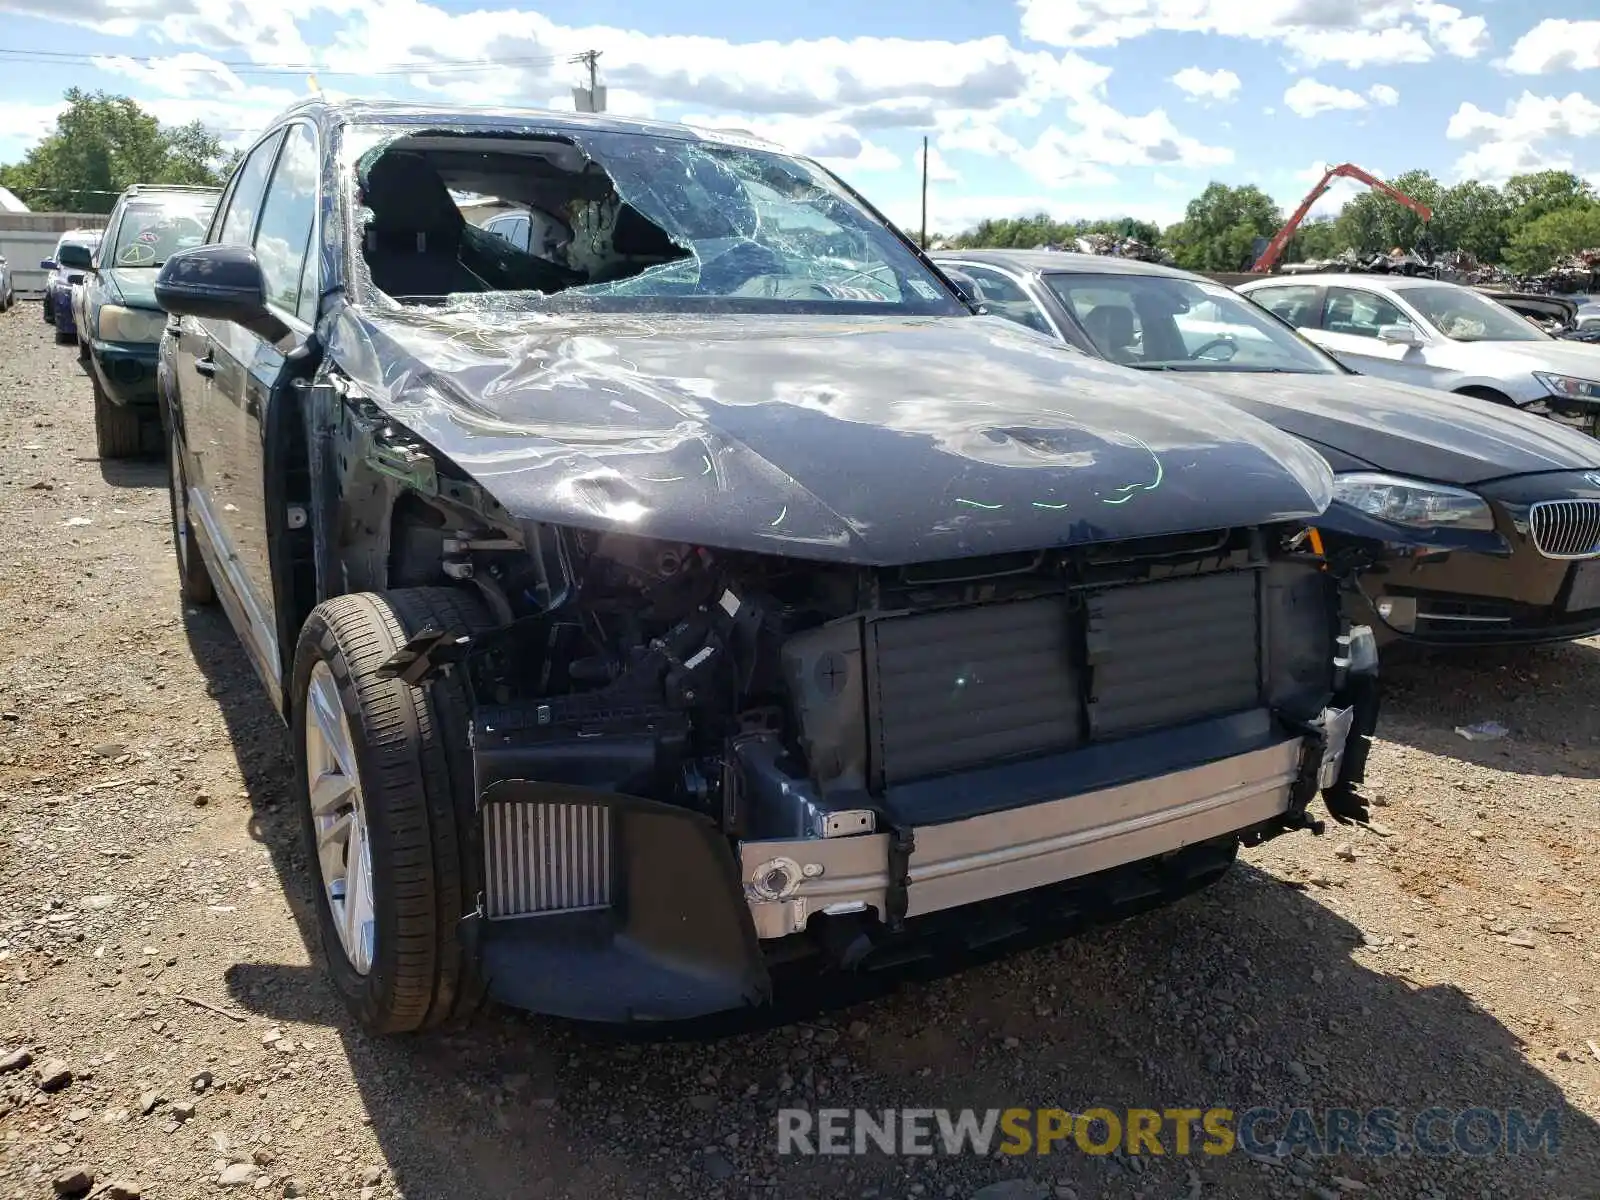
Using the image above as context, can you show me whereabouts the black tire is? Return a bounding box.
[54,324,73,345]
[93,376,144,460]
[77,328,89,362]
[41,297,52,323]
[163,417,214,605]
[291,587,493,1035]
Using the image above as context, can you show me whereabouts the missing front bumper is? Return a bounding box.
[739,733,1323,941]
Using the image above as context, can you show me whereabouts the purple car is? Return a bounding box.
[41,229,103,344]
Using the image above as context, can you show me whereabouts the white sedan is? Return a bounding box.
[1237,273,1600,435]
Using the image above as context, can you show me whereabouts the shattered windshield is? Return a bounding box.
[1044,273,1343,374]
[346,125,964,316]
[1400,285,1550,343]
[108,197,217,268]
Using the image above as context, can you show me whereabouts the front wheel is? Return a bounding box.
[93,377,144,459]
[291,588,492,1034]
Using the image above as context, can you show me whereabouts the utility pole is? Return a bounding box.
[920,136,929,249]
[571,50,605,112]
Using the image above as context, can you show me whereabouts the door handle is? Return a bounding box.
[194,356,216,378]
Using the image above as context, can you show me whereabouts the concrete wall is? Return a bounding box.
[0,213,110,299]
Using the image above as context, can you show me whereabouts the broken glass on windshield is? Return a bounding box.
[348,124,962,316]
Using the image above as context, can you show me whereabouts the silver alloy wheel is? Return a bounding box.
[305,660,375,975]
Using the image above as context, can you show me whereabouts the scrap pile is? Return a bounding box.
[1035,234,1173,264]
[1281,246,1436,277]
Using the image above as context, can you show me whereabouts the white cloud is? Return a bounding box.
[88,52,299,107]
[1018,0,1487,68]
[1281,78,1400,117]
[1445,90,1600,181]
[1170,66,1240,102]
[1283,78,1369,117]
[923,146,959,184]
[1503,19,1600,75]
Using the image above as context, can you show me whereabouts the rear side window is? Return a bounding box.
[1249,285,1321,328]
[252,124,320,322]
[218,131,285,247]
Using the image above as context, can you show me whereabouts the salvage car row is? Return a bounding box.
[19,100,1600,1034]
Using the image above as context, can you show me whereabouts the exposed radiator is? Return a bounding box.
[871,596,1081,785]
[866,572,1263,784]
[1086,571,1261,739]
[482,800,613,919]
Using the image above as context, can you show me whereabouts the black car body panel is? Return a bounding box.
[325,307,1336,564]
[150,100,1379,1027]
[1168,371,1600,486]
[935,248,1600,647]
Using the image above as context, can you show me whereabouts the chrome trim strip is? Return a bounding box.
[740,738,1303,939]
[1416,612,1512,623]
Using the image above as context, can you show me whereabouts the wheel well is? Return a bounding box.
[1455,385,1514,405]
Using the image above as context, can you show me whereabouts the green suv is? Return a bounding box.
[73,183,220,458]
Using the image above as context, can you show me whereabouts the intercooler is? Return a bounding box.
[867,570,1262,785]
[482,799,613,919]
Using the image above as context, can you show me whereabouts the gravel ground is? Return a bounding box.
[2,307,1599,1200]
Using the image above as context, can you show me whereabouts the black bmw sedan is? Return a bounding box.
[934,248,1600,646]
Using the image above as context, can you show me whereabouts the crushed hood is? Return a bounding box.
[327,308,1336,564]
[1179,371,1600,484]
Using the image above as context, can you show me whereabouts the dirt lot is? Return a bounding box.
[1,308,1599,1200]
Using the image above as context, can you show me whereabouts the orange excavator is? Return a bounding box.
[1251,162,1433,274]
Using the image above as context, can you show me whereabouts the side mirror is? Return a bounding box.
[941,268,984,308]
[155,244,289,342]
[1377,323,1421,347]
[56,244,93,270]
[40,258,56,271]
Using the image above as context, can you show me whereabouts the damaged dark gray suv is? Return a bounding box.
[151,99,1379,1031]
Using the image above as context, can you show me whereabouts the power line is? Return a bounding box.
[0,45,571,77]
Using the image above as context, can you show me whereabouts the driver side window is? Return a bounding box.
[1322,286,1415,340]
[958,265,1055,337]
[218,131,286,248]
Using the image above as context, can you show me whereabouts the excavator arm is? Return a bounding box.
[1251,163,1434,274]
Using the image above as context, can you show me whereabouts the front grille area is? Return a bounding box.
[483,800,613,919]
[867,572,1263,784]
[872,596,1080,785]
[1530,499,1600,559]
[1086,571,1261,739]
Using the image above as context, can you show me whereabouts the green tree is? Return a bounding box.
[1331,168,1442,256]
[1432,180,1510,262]
[1503,205,1600,275]
[1502,170,1597,226]
[1285,216,1344,263]
[1161,182,1281,270]
[0,89,233,213]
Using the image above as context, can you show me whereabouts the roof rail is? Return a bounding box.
[125,183,224,195]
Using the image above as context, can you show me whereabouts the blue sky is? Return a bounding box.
[1,0,1597,234]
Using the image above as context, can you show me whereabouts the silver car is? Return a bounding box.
[0,253,13,311]
[1237,273,1600,435]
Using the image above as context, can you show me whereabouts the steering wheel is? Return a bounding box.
[1190,335,1238,362]
[118,242,157,266]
